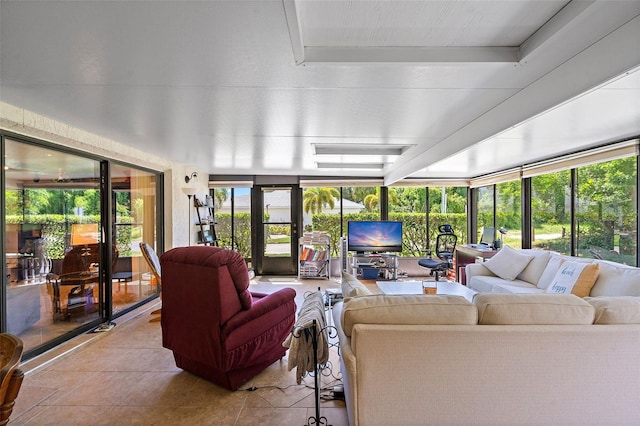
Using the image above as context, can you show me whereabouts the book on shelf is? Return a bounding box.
[301,247,328,261]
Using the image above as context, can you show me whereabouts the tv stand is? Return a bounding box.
[350,252,398,280]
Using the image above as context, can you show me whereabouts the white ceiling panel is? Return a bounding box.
[298,0,569,47]
[417,67,640,178]
[1,0,639,182]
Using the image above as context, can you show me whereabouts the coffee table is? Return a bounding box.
[376,280,477,302]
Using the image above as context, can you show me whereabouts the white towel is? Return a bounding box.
[283,291,328,384]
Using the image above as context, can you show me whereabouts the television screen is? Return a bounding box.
[347,221,403,253]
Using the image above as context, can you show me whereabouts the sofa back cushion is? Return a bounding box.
[475,293,594,325]
[516,249,551,285]
[341,294,477,336]
[585,296,640,324]
[483,245,534,281]
[341,272,373,298]
[590,261,640,297]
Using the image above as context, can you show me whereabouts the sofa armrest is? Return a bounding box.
[222,288,296,337]
[465,263,494,281]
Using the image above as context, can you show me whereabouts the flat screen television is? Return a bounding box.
[347,221,403,253]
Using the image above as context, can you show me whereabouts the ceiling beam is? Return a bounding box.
[302,46,519,64]
[384,13,640,185]
[519,0,596,61]
[282,0,304,65]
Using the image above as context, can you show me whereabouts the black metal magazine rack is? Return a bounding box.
[284,290,340,426]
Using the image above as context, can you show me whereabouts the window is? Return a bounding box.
[496,181,521,249]
[302,186,341,256]
[576,157,637,265]
[530,171,571,255]
[476,185,495,243]
[111,163,159,314]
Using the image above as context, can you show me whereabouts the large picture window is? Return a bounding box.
[531,170,571,255]
[496,181,522,249]
[576,157,637,265]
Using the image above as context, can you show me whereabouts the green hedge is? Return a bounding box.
[310,213,467,257]
[7,214,134,259]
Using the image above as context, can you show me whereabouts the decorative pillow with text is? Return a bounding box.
[546,261,600,297]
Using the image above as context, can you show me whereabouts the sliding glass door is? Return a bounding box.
[2,136,162,356]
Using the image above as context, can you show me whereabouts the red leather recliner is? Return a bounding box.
[160,246,296,390]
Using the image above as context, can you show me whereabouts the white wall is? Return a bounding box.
[0,101,200,250]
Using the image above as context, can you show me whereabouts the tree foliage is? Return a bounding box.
[303,187,340,214]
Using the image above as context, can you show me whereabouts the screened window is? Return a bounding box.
[576,157,637,265]
[496,181,521,249]
[530,171,572,255]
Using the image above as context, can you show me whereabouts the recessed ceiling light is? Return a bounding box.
[316,162,385,170]
[313,144,409,156]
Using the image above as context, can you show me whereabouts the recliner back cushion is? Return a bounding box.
[163,246,252,310]
[475,293,594,325]
[341,294,477,337]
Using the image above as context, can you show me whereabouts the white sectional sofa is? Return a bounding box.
[332,291,640,425]
[465,246,640,297]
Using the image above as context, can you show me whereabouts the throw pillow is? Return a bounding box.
[516,249,551,285]
[546,261,600,297]
[341,272,372,298]
[483,245,534,281]
[536,254,564,289]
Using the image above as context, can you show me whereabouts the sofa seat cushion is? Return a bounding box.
[341,294,477,336]
[590,261,640,297]
[475,293,594,325]
[468,275,543,294]
[585,296,640,324]
[483,246,534,281]
[341,272,372,299]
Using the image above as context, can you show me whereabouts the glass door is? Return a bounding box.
[3,139,104,351]
[256,186,298,275]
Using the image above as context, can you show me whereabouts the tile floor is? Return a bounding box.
[12,277,348,425]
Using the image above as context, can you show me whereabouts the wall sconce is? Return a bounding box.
[185,172,198,184]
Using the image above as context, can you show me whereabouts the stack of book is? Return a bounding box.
[300,247,328,261]
[299,231,330,245]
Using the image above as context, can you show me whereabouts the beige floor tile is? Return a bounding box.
[234,407,308,426]
[13,277,348,425]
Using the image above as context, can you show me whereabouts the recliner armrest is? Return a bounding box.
[222,288,296,337]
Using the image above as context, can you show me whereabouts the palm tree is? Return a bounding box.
[303,187,340,214]
[363,188,398,211]
[213,188,228,210]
